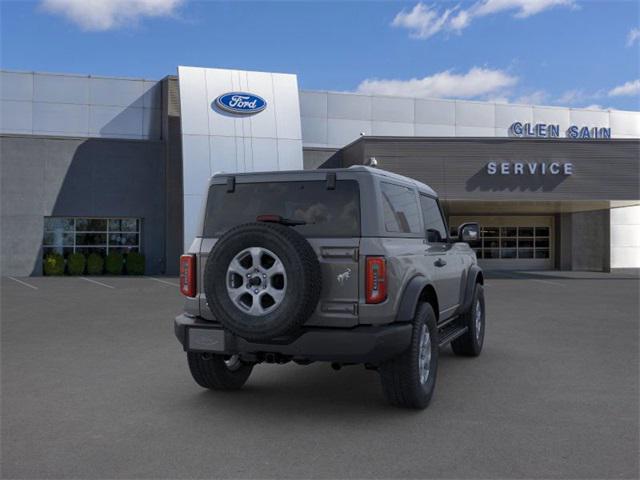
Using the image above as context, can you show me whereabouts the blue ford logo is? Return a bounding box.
[214,92,266,115]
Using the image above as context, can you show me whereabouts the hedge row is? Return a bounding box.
[44,252,145,276]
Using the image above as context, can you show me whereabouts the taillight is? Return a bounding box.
[366,256,387,304]
[180,255,196,297]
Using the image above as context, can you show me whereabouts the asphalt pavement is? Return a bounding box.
[1,271,638,479]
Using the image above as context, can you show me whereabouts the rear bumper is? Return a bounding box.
[174,314,411,364]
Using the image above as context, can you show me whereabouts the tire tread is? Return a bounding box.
[187,353,253,390]
[379,303,438,409]
[203,222,321,341]
[451,284,485,357]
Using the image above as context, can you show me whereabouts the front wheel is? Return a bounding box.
[451,283,485,357]
[379,303,439,409]
[187,352,253,390]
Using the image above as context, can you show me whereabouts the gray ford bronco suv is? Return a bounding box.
[174,166,485,409]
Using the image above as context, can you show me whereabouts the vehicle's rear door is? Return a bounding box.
[305,237,360,327]
[200,177,361,326]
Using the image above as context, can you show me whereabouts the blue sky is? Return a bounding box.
[1,0,639,110]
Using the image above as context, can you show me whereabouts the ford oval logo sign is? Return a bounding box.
[214,92,266,115]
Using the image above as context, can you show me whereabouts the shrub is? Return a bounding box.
[105,252,124,275]
[86,253,104,275]
[43,253,65,276]
[67,252,86,275]
[125,252,145,275]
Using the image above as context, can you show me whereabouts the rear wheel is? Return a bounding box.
[451,284,485,357]
[379,303,439,409]
[187,352,253,390]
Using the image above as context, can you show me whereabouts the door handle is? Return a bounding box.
[434,258,447,267]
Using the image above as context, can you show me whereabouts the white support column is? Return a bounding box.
[610,205,640,268]
[177,66,303,249]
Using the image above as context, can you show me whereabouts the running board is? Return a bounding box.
[436,315,459,330]
[438,326,468,347]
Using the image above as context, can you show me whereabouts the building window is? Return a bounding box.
[475,226,549,260]
[43,217,141,258]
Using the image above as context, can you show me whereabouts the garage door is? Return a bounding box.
[449,216,554,270]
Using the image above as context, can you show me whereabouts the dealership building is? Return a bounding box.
[1,66,639,276]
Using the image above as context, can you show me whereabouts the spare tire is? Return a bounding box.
[203,222,321,341]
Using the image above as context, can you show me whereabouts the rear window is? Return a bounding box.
[203,180,360,237]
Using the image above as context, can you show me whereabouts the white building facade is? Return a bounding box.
[1,66,638,274]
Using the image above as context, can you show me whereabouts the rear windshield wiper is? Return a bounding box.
[256,214,307,226]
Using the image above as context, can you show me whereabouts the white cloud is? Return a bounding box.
[392,0,576,39]
[40,0,184,31]
[556,89,587,105]
[391,3,457,39]
[608,79,640,97]
[470,0,577,19]
[515,90,548,105]
[554,88,615,107]
[356,67,518,99]
[355,71,638,109]
[627,28,640,47]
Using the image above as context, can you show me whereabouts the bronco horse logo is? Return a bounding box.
[336,268,351,285]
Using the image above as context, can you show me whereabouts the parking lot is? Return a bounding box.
[1,271,638,479]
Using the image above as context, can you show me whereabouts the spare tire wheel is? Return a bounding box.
[203,222,322,342]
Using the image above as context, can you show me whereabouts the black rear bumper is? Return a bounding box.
[174,314,411,364]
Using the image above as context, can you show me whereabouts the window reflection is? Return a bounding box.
[43,217,141,258]
[476,225,550,260]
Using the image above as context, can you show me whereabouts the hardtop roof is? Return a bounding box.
[208,166,438,197]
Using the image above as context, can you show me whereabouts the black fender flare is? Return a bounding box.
[459,265,484,314]
[396,276,431,323]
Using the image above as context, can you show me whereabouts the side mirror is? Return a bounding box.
[457,223,480,243]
